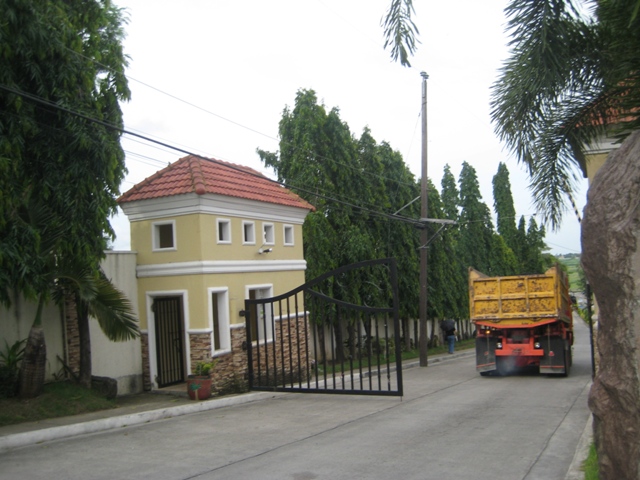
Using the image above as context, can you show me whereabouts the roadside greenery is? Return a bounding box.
[258,89,551,353]
[0,0,138,398]
[584,443,599,480]
[314,339,475,376]
[0,381,116,428]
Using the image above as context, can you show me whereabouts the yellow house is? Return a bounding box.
[118,155,314,391]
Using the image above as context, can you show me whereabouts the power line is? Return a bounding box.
[0,82,427,228]
[60,43,417,190]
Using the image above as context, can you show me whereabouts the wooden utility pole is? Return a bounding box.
[419,71,429,367]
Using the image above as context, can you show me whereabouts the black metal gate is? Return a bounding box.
[244,258,403,396]
[153,296,185,387]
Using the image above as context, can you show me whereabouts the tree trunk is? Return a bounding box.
[77,297,92,389]
[582,131,640,480]
[332,321,345,364]
[402,318,411,351]
[19,326,46,399]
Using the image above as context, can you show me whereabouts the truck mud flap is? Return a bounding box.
[476,336,498,374]
[540,337,567,375]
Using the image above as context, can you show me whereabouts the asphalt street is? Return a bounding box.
[0,319,593,480]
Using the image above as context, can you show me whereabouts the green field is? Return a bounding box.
[556,255,582,292]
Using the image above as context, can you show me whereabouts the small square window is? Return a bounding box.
[153,221,175,250]
[243,221,256,245]
[263,223,274,245]
[217,219,231,244]
[283,225,294,246]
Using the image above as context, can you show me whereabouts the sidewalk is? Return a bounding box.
[0,350,592,479]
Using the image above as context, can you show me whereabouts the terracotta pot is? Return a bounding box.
[186,375,212,400]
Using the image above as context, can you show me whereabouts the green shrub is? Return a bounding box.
[584,443,599,480]
[0,339,25,398]
[0,364,18,398]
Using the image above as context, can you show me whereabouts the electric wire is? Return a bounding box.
[59,43,417,190]
[0,82,428,228]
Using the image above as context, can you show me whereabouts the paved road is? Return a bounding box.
[0,320,592,480]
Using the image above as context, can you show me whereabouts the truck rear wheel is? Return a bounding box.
[562,348,571,377]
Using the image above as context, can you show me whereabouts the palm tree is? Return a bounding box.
[74,270,139,389]
[9,198,138,398]
[490,0,640,226]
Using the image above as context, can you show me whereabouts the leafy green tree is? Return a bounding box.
[457,162,495,274]
[424,180,465,341]
[377,141,421,347]
[492,162,519,257]
[260,89,439,355]
[440,164,460,224]
[438,165,467,324]
[522,217,548,274]
[0,0,133,396]
[514,216,528,269]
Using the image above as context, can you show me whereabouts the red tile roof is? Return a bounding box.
[118,155,315,211]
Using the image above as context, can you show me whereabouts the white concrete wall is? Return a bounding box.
[95,251,143,395]
[0,295,65,382]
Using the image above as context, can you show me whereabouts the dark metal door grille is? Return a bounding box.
[154,296,185,387]
[245,258,403,397]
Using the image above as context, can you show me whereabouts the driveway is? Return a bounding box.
[0,319,592,480]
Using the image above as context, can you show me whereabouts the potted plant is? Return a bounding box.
[186,360,218,400]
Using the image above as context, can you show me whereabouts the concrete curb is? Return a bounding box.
[565,412,593,480]
[0,391,277,453]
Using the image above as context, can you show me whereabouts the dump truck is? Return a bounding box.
[469,265,574,376]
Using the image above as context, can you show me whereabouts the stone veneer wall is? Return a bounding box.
[242,314,310,388]
[189,333,212,369]
[141,316,309,393]
[141,333,151,391]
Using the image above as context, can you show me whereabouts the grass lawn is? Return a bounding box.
[0,381,116,428]
[316,338,476,374]
[583,443,599,480]
[557,256,582,292]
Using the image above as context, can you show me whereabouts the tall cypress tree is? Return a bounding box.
[458,162,495,274]
[492,163,518,255]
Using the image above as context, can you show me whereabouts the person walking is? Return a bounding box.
[441,320,456,354]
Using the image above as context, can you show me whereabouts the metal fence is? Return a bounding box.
[244,258,403,397]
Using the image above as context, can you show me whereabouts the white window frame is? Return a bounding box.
[208,287,231,355]
[283,224,294,246]
[243,220,256,245]
[217,218,232,244]
[246,284,274,344]
[152,220,176,251]
[262,223,275,245]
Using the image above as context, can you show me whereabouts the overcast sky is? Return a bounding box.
[111,0,588,255]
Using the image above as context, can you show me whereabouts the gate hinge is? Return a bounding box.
[239,310,246,317]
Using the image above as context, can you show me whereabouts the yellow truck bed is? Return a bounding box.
[469,265,573,328]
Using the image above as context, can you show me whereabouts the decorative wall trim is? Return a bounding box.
[120,192,309,224]
[137,259,307,277]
